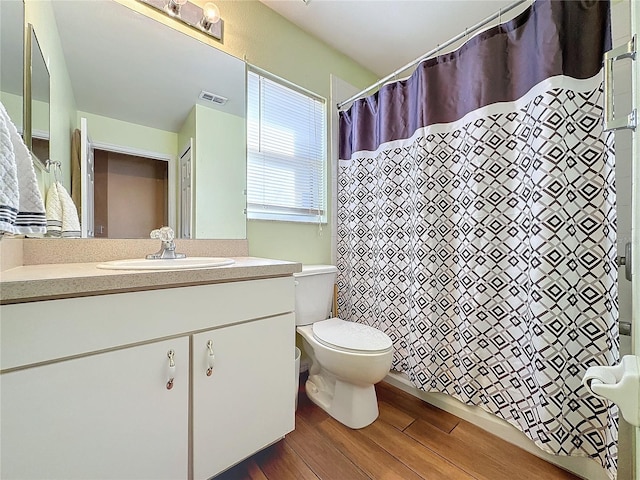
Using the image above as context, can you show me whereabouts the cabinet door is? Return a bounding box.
[192,314,295,479]
[1,337,189,480]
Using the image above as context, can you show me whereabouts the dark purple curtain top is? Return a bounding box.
[339,0,612,160]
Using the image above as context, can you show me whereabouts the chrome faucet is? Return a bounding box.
[146,227,186,260]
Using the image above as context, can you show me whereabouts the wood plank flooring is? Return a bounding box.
[216,374,579,480]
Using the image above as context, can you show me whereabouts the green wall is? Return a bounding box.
[25,0,76,192]
[213,0,377,264]
[193,105,246,239]
[27,0,377,262]
[77,111,178,157]
[0,92,23,130]
[32,98,50,136]
[126,0,378,263]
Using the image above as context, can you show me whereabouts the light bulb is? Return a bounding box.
[202,2,220,24]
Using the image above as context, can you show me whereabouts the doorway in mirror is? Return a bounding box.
[32,137,50,165]
[93,149,168,239]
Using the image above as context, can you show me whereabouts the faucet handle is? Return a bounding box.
[150,226,175,243]
[146,226,184,260]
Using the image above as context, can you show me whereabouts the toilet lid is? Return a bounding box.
[312,318,393,353]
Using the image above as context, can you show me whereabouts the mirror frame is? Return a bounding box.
[23,22,50,170]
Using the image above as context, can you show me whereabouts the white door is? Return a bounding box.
[80,117,94,237]
[0,337,190,479]
[179,140,193,239]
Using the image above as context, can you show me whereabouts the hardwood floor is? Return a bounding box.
[216,374,579,480]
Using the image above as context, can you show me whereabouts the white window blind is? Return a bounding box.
[247,69,327,223]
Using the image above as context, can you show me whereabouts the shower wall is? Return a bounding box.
[612,0,633,357]
[611,0,634,478]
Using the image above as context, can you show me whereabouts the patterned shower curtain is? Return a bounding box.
[337,0,619,477]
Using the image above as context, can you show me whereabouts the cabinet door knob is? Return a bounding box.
[206,340,215,376]
[167,349,176,390]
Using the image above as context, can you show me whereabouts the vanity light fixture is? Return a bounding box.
[138,0,224,42]
[166,0,187,17]
[200,2,220,31]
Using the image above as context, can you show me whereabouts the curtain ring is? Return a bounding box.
[498,8,502,25]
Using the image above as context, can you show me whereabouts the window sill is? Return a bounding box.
[247,217,328,226]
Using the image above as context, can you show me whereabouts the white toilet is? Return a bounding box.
[295,265,393,429]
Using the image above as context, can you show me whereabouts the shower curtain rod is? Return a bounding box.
[337,0,530,110]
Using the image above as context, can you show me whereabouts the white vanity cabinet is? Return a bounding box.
[1,337,190,480]
[0,276,296,480]
[192,313,295,479]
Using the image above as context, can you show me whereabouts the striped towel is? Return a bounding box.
[0,101,46,235]
[46,181,80,238]
[0,102,19,233]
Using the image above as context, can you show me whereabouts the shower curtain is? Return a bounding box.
[337,0,619,477]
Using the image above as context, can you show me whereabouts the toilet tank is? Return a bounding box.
[294,265,338,326]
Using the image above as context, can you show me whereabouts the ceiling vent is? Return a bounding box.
[199,90,228,105]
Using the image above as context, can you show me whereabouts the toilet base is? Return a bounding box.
[305,374,379,429]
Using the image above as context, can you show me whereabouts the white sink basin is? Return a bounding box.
[96,257,235,271]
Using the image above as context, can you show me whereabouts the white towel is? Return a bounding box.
[46,181,80,238]
[0,102,19,233]
[45,181,62,236]
[58,181,80,237]
[0,102,46,235]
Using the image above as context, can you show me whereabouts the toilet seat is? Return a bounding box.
[312,318,393,353]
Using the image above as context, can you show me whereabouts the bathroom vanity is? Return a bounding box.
[0,242,300,480]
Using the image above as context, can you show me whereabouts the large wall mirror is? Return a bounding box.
[0,4,50,170]
[29,0,247,239]
[0,0,24,135]
[25,23,51,168]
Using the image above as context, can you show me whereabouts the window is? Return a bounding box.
[247,69,326,223]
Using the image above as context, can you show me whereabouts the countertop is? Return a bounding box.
[0,257,301,304]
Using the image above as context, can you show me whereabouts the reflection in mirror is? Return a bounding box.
[0,0,24,132]
[47,0,247,239]
[26,24,51,168]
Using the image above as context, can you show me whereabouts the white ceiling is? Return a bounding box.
[1,0,24,98]
[260,0,522,78]
[51,1,246,132]
[19,0,528,134]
